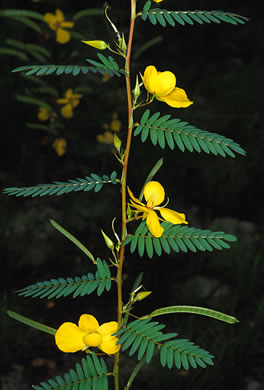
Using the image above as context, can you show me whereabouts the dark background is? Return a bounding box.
[0,1,263,389]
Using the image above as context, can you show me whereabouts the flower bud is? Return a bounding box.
[114,133,121,153]
[82,40,108,50]
[136,291,152,301]
[101,229,115,250]
[133,75,141,100]
[118,33,127,54]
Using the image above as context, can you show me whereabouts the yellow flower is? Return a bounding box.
[153,0,163,2]
[55,314,120,355]
[56,89,82,118]
[82,40,108,50]
[97,131,114,144]
[98,113,121,144]
[110,113,121,132]
[52,137,67,156]
[44,9,74,44]
[128,181,188,238]
[143,65,193,108]
[38,106,57,122]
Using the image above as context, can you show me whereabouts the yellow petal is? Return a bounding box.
[155,70,176,96]
[55,9,64,22]
[38,107,49,121]
[158,87,193,108]
[146,210,164,238]
[97,131,114,144]
[55,322,86,353]
[71,97,81,108]
[56,98,68,104]
[98,321,118,336]
[127,187,145,207]
[143,66,176,97]
[73,93,83,100]
[159,208,188,225]
[43,13,57,30]
[130,199,149,214]
[99,335,120,354]
[61,21,74,29]
[144,181,165,207]
[83,332,102,347]
[56,27,70,44]
[65,89,73,99]
[61,103,73,118]
[53,138,67,156]
[78,314,99,332]
[110,118,121,132]
[143,65,158,94]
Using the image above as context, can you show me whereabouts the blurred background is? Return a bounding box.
[0,0,263,389]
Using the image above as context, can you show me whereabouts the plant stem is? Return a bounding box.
[114,1,136,390]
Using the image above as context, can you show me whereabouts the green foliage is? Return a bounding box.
[16,258,112,299]
[16,94,52,110]
[33,353,109,390]
[0,9,44,21]
[0,9,44,32]
[148,306,239,324]
[124,221,237,258]
[12,53,125,77]
[73,8,104,21]
[3,171,118,197]
[50,219,96,263]
[134,109,246,157]
[3,1,251,388]
[115,318,214,369]
[2,39,52,62]
[7,310,56,335]
[141,2,249,27]
[0,47,29,61]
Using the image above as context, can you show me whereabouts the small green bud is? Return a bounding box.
[82,40,108,50]
[126,203,132,219]
[119,33,127,55]
[133,75,141,100]
[114,133,121,153]
[101,229,114,250]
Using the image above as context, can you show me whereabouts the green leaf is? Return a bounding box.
[134,110,246,158]
[141,9,249,27]
[32,354,108,390]
[11,59,125,77]
[3,172,118,198]
[73,8,104,21]
[148,305,239,324]
[50,219,95,263]
[16,261,112,300]
[143,1,152,12]
[138,157,164,202]
[0,9,44,20]
[9,16,42,32]
[6,39,51,61]
[0,47,29,61]
[7,310,56,335]
[16,95,51,110]
[115,318,214,370]
[124,221,237,257]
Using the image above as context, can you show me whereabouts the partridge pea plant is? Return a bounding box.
[4,1,249,389]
